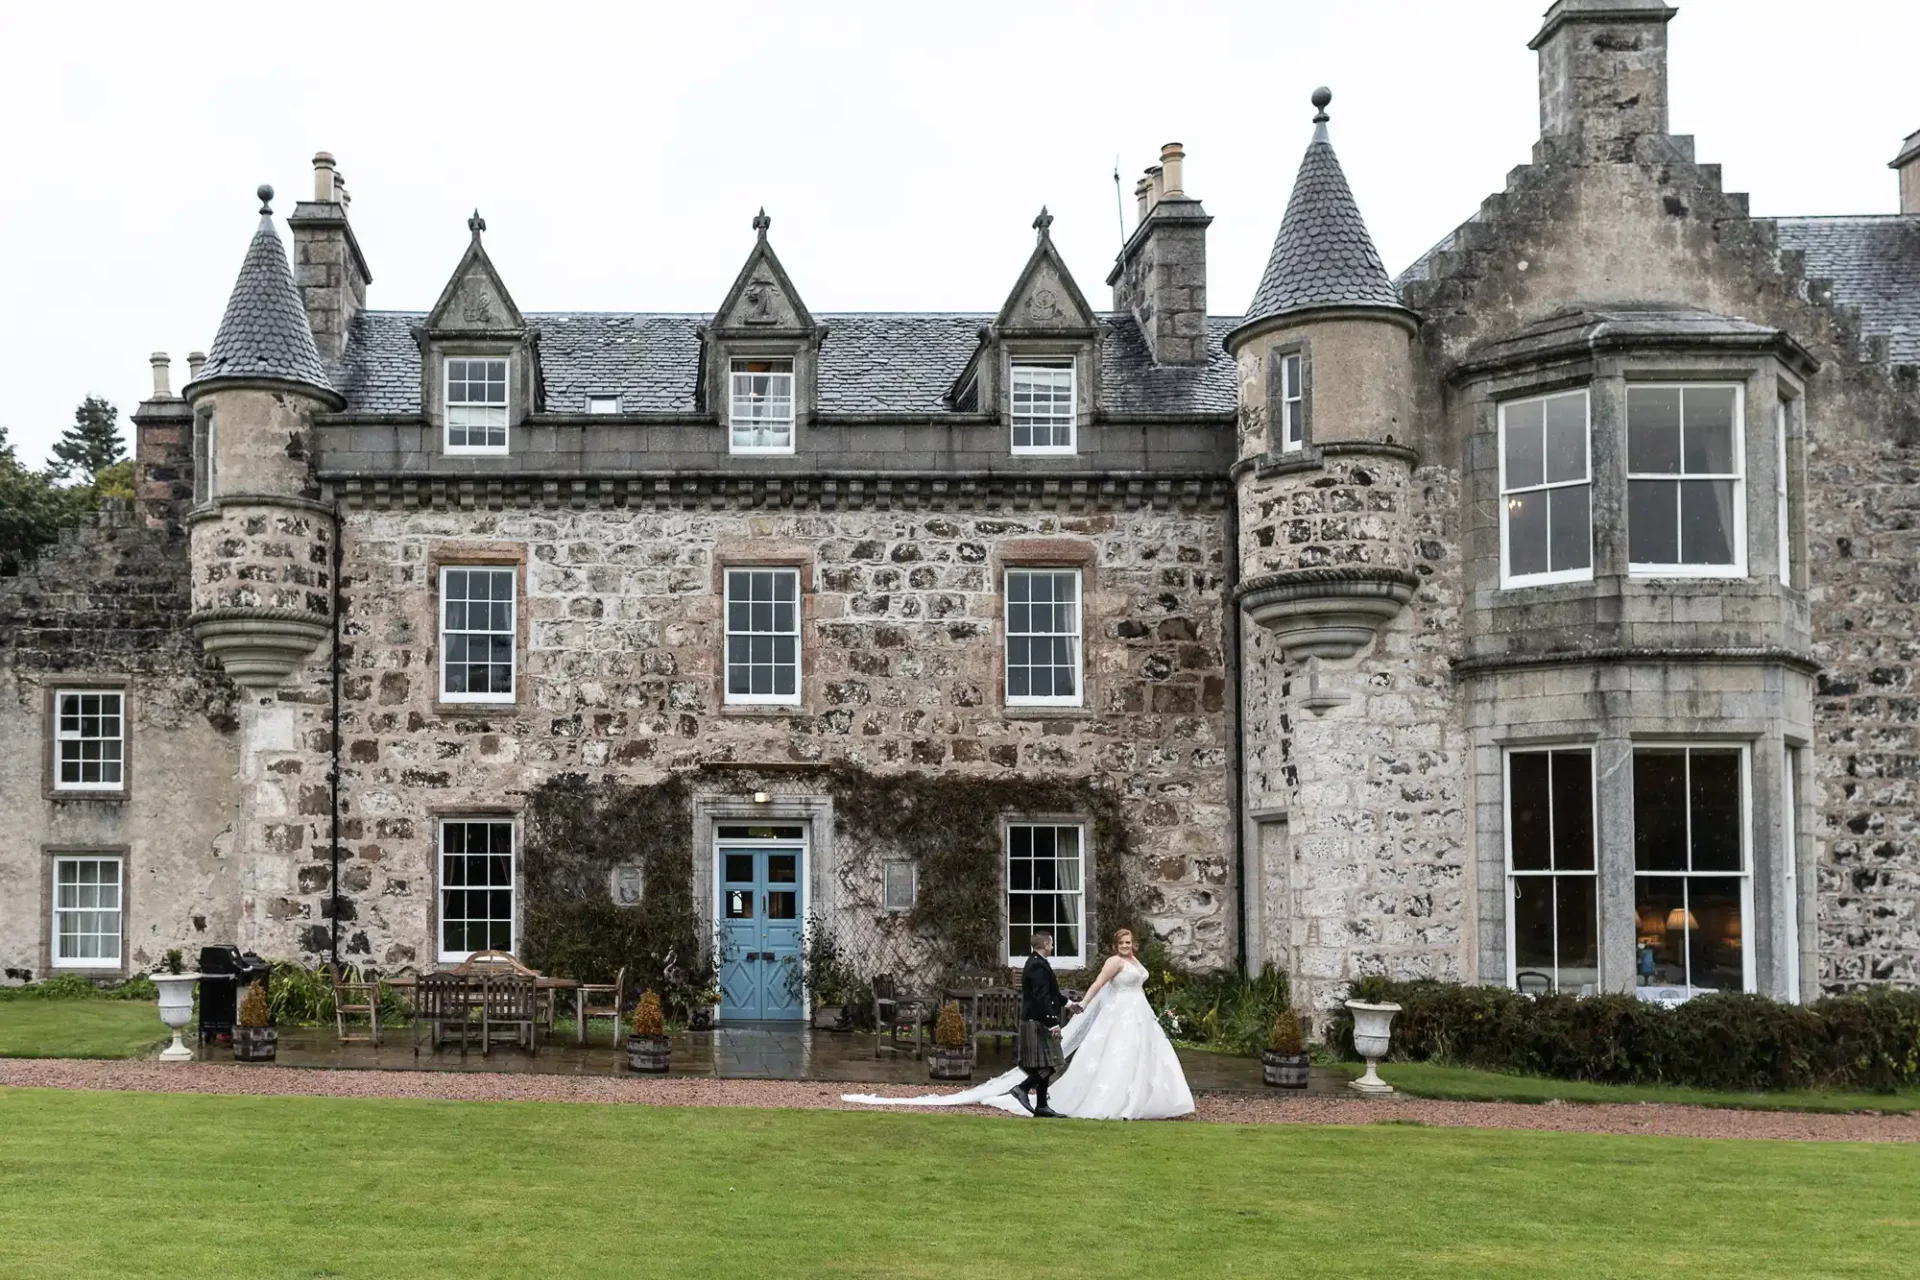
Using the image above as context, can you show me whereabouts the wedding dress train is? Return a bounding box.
[843,959,1194,1120]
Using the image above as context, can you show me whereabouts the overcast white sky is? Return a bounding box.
[1,0,1913,468]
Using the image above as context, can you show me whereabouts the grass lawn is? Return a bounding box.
[1,1089,1914,1278]
[1329,1061,1920,1114]
[0,1000,163,1059]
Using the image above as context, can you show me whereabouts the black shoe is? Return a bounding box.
[1033,1105,1064,1118]
[1006,1088,1035,1115]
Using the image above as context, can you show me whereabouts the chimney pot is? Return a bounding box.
[1892,128,1920,215]
[313,151,337,203]
[187,351,207,382]
[1134,176,1151,222]
[1146,164,1164,212]
[1160,143,1186,199]
[149,352,172,399]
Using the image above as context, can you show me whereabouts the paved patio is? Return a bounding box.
[252,1022,1349,1094]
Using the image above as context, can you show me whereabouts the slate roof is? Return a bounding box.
[1775,216,1920,366]
[200,212,335,396]
[331,310,1238,416]
[1240,120,1407,332]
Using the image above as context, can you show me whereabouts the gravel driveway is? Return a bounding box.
[4,1058,1915,1142]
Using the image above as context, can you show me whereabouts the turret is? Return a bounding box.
[1226,89,1419,661]
[182,184,344,689]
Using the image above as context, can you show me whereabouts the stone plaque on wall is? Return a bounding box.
[611,865,643,906]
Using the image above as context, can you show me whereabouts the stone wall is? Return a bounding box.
[0,503,238,980]
[244,499,1235,971]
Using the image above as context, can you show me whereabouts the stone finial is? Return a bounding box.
[257,184,274,215]
[1033,206,1054,239]
[752,207,772,237]
[149,352,173,399]
[468,209,486,238]
[1311,87,1332,123]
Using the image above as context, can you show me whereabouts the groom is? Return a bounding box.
[1011,930,1074,1118]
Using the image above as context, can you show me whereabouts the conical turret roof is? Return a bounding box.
[196,185,335,396]
[1235,91,1409,343]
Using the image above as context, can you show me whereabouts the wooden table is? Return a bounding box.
[388,972,580,1040]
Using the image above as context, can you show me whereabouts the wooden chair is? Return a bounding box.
[456,951,555,1038]
[480,974,539,1056]
[970,989,1021,1054]
[576,966,626,1046]
[328,963,382,1047]
[871,973,929,1059]
[412,972,475,1057]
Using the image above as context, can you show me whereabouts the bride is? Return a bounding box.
[844,928,1195,1120]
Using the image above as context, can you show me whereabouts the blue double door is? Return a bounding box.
[718,842,804,1021]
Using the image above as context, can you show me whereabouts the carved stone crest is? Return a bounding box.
[462,288,497,327]
[743,276,778,324]
[1027,287,1064,324]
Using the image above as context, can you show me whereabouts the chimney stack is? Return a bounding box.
[1530,0,1677,163]
[1107,144,1212,366]
[149,352,173,399]
[287,149,372,361]
[1893,129,1920,215]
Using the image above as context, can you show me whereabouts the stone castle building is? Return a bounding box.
[5,0,1918,1017]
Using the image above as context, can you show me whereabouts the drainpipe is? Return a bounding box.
[1225,486,1248,975]
[329,506,343,969]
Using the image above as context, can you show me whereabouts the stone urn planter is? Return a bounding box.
[232,1025,279,1062]
[626,1033,672,1073]
[1261,1049,1311,1089]
[1345,1000,1401,1095]
[153,973,201,1063]
[926,1046,974,1081]
[687,1005,716,1032]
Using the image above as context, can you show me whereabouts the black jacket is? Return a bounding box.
[1020,953,1067,1026]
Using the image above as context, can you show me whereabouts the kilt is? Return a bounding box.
[1017,1019,1064,1073]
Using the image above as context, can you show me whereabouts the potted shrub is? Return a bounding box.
[926,1001,973,1081]
[626,990,672,1073]
[687,989,721,1032]
[152,949,200,1063]
[232,981,278,1062]
[1344,975,1401,1095]
[1261,1007,1310,1089]
[794,916,856,1031]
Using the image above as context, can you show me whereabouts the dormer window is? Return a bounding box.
[587,395,621,415]
[445,357,508,453]
[1011,359,1075,454]
[730,358,795,453]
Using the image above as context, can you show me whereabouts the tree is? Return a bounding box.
[0,425,89,575]
[47,395,126,483]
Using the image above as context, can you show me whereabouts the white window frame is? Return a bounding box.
[1626,383,1747,579]
[1277,352,1304,452]
[1498,389,1593,589]
[437,818,516,963]
[437,565,518,704]
[1004,568,1083,708]
[52,688,126,792]
[1004,822,1087,968]
[729,358,796,455]
[1009,358,1077,455]
[587,395,622,415]
[1501,747,1600,995]
[1776,399,1792,587]
[1782,745,1802,1003]
[443,356,510,454]
[724,567,803,706]
[51,855,123,969]
[1630,741,1756,995]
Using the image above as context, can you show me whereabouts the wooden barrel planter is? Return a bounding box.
[1261,1049,1310,1089]
[232,1026,279,1063]
[627,1033,672,1073]
[926,1047,974,1081]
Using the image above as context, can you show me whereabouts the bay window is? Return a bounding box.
[1627,385,1744,575]
[1499,390,1592,587]
[1505,748,1599,995]
[1632,746,1750,993]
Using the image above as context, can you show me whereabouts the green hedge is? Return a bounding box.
[1327,981,1920,1093]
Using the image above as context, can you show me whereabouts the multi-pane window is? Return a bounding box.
[730,358,795,452]
[439,567,517,702]
[1010,360,1075,453]
[883,860,916,913]
[52,856,123,967]
[1276,352,1304,451]
[1005,569,1081,706]
[439,819,514,961]
[54,690,124,791]
[1633,746,1750,993]
[1006,824,1084,965]
[1627,385,1744,574]
[1505,749,1598,995]
[1776,400,1792,585]
[1499,390,1591,586]
[587,395,621,414]
[445,357,509,451]
[725,568,801,704]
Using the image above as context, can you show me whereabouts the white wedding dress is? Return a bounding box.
[844,959,1195,1120]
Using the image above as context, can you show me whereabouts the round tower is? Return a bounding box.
[1226,90,1419,658]
[182,185,344,688]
